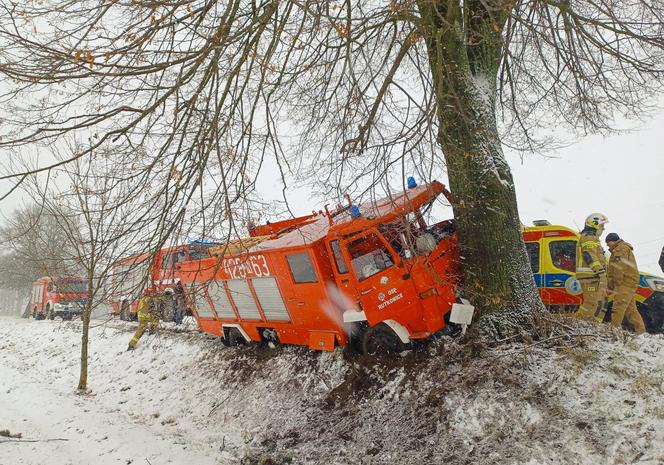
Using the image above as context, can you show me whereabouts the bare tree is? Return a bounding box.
[24,153,152,391]
[0,0,662,327]
[0,204,77,283]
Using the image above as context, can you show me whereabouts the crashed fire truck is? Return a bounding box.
[176,179,470,353]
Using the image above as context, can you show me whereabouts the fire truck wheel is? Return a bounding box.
[160,297,176,322]
[120,301,130,321]
[362,323,404,355]
[226,328,247,347]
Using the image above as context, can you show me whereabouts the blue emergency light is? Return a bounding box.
[350,204,361,219]
[407,176,417,189]
[188,239,216,246]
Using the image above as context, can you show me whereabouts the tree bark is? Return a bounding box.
[418,2,544,323]
[77,275,93,391]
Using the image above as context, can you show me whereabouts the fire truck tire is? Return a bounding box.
[258,327,280,347]
[160,297,176,322]
[226,328,247,347]
[362,323,404,354]
[120,301,130,321]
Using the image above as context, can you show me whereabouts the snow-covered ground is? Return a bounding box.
[1,316,663,465]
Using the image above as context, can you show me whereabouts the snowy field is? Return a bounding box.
[1,316,664,465]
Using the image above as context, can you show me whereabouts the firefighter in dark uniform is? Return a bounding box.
[127,288,161,350]
[606,233,646,334]
[575,213,609,321]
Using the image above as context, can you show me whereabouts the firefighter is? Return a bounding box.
[575,213,609,321]
[127,288,161,351]
[605,233,646,334]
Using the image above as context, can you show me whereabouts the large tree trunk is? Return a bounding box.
[418,2,544,324]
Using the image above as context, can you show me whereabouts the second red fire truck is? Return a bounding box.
[110,242,216,321]
[28,276,88,320]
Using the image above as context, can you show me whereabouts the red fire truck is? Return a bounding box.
[176,179,465,353]
[110,242,216,321]
[28,276,88,320]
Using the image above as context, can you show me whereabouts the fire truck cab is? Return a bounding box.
[523,222,664,333]
[177,180,463,353]
[28,276,88,320]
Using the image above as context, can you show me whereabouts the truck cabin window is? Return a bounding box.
[377,199,455,257]
[286,252,318,283]
[329,240,349,274]
[550,240,576,272]
[525,243,540,273]
[55,279,86,294]
[174,250,187,263]
[378,219,414,258]
[161,254,173,270]
[188,248,208,261]
[347,233,394,281]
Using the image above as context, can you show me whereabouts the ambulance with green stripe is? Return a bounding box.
[523,221,664,333]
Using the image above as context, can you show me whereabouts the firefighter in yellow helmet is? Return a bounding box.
[127,288,161,351]
[575,213,609,321]
[605,233,646,334]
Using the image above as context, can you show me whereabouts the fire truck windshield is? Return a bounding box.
[54,279,87,294]
[188,248,209,261]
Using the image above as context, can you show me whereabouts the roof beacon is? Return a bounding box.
[350,204,362,219]
[407,176,417,189]
[189,239,215,245]
[532,220,551,226]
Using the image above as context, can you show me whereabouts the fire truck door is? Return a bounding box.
[326,239,359,307]
[342,231,419,326]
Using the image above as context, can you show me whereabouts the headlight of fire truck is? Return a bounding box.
[645,277,664,292]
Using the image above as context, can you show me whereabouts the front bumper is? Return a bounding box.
[53,303,84,316]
